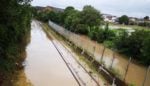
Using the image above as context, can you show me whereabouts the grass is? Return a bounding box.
[110,23,150,30]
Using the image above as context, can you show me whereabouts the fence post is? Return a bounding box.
[93,41,97,57]
[93,46,96,57]
[112,78,116,86]
[87,40,90,52]
[81,48,84,55]
[124,57,131,81]
[142,65,150,86]
[110,52,115,69]
[100,46,105,63]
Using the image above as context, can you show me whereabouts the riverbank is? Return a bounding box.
[0,31,30,86]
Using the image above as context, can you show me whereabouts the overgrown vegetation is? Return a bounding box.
[114,30,150,65]
[34,5,150,65]
[0,0,32,85]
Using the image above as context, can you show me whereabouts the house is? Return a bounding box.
[128,17,138,25]
[129,17,137,22]
[102,14,118,23]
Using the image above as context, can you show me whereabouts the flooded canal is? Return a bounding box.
[15,20,103,86]
[23,20,78,86]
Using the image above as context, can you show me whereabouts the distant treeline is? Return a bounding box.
[0,0,32,85]
[34,6,150,65]
[118,15,150,27]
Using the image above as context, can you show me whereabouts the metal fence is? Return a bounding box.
[48,20,150,86]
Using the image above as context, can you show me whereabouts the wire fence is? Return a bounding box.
[48,20,150,86]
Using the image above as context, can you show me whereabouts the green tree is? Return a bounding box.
[118,15,129,25]
[0,0,32,84]
[75,24,88,34]
[114,29,150,65]
[88,26,100,41]
[64,9,80,31]
[114,30,129,53]
[80,5,103,28]
[62,6,75,24]
[127,30,149,59]
[144,16,149,20]
[142,34,150,65]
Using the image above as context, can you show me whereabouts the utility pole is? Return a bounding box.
[124,57,131,81]
[110,52,115,69]
[112,78,116,86]
[93,46,96,57]
[142,65,150,86]
[100,46,105,63]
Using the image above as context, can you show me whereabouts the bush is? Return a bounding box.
[114,29,150,65]
[88,25,116,43]
[141,33,150,65]
[88,26,103,41]
[0,0,32,84]
[104,41,114,48]
[75,24,88,34]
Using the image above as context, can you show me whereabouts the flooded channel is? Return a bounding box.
[15,20,104,86]
[20,20,78,86]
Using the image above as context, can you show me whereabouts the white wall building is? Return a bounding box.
[102,14,118,23]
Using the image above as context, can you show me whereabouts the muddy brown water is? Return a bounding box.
[18,20,79,86]
[49,21,150,86]
[15,20,105,86]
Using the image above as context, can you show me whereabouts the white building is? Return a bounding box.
[102,14,118,23]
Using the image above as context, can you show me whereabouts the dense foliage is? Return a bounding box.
[0,0,32,84]
[114,30,150,65]
[118,15,129,25]
[35,5,150,65]
[144,16,149,20]
[35,5,103,34]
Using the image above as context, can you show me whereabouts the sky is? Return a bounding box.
[31,0,150,18]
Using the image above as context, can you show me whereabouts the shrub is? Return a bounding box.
[75,24,88,34]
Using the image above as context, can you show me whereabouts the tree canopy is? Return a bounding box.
[118,15,129,25]
[144,16,149,20]
[81,5,103,27]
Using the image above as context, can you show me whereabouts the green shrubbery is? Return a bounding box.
[35,5,150,65]
[114,30,150,65]
[0,0,32,84]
